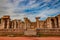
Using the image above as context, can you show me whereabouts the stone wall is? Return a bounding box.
[37,28,60,35]
[0,14,60,36]
[0,15,60,29]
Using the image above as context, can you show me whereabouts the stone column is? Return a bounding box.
[46,17,52,28]
[17,20,20,29]
[27,23,31,29]
[36,17,40,29]
[24,18,27,29]
[1,15,10,29]
[24,17,31,29]
[57,14,60,28]
[14,20,17,29]
[40,21,45,28]
[1,18,5,29]
[21,22,24,29]
[11,21,14,29]
[20,22,22,29]
[7,19,10,29]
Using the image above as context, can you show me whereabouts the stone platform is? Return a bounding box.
[24,29,37,36]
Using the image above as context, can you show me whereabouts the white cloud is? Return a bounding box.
[0,0,60,22]
[44,0,51,2]
[36,9,60,20]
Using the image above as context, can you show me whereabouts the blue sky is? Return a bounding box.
[0,0,60,21]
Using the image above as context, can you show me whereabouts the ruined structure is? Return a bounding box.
[0,14,60,36]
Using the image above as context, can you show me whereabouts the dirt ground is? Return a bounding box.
[0,37,60,40]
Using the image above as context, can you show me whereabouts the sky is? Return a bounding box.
[0,0,60,21]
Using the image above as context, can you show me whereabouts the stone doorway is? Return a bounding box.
[51,19,55,28]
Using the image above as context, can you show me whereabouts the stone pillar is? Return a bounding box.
[44,21,47,28]
[11,21,14,29]
[27,22,31,29]
[21,22,24,29]
[17,20,21,29]
[24,17,31,29]
[13,20,17,29]
[57,14,60,28]
[1,15,10,29]
[7,19,10,29]
[20,21,22,29]
[1,18,5,29]
[24,17,28,29]
[40,21,45,28]
[36,17,40,29]
[46,17,52,28]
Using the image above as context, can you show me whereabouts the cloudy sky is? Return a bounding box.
[0,0,60,21]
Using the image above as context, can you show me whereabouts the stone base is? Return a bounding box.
[24,29,37,36]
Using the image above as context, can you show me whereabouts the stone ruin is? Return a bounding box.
[0,14,60,36]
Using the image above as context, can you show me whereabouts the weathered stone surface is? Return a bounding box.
[0,14,60,36]
[24,29,37,36]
